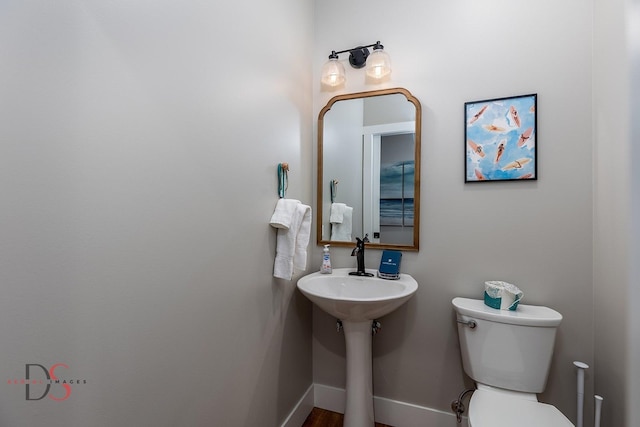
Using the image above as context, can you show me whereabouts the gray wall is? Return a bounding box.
[0,1,313,426]
[313,0,595,424]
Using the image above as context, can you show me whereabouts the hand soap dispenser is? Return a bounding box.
[320,245,332,274]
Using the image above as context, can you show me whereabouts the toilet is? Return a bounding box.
[452,297,574,427]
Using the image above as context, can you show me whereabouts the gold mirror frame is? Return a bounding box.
[317,87,422,251]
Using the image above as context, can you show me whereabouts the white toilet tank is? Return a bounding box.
[452,297,563,393]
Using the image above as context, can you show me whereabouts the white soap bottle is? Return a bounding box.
[320,245,332,274]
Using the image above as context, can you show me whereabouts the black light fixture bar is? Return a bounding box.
[327,41,384,69]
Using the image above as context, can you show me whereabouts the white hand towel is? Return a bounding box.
[329,203,347,224]
[274,203,312,280]
[294,204,312,272]
[330,205,353,242]
[269,199,301,230]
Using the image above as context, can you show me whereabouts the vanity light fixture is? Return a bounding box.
[320,41,391,87]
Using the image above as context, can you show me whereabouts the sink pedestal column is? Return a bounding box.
[342,320,375,427]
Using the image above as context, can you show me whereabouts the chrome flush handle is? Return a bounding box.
[456,319,477,329]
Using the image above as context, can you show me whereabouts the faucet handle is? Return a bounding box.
[355,235,369,245]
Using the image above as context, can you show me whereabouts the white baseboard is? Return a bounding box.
[280,384,315,427]
[283,383,468,427]
[313,384,346,414]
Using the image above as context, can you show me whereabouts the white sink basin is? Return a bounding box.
[298,267,418,426]
[297,268,418,321]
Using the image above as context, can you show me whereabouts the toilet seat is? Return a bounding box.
[469,389,574,427]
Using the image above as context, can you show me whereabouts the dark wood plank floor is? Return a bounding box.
[302,407,394,427]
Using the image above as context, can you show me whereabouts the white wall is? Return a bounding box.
[322,100,364,241]
[629,3,640,426]
[2,2,636,426]
[593,0,636,425]
[313,0,594,424]
[0,1,313,426]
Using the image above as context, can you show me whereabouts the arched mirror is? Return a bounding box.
[317,88,421,251]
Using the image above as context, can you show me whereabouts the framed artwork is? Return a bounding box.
[380,160,414,227]
[465,94,537,182]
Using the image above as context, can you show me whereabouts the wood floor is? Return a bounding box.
[301,407,394,427]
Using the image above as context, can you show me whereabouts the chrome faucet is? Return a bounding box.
[349,235,374,277]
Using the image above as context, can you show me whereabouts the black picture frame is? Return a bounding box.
[465,93,537,182]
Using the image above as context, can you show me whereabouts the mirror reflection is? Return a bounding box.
[317,88,421,251]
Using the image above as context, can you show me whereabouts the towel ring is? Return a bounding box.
[278,163,289,198]
[330,179,338,203]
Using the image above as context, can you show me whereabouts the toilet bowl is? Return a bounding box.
[452,297,574,427]
[468,386,573,427]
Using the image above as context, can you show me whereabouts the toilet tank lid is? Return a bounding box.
[452,297,562,327]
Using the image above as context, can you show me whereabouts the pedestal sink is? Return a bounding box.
[297,268,418,427]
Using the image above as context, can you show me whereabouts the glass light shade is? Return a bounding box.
[365,49,391,80]
[321,58,346,87]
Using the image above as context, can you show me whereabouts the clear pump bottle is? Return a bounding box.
[320,245,332,274]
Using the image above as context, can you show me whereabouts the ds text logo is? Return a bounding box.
[7,363,88,401]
